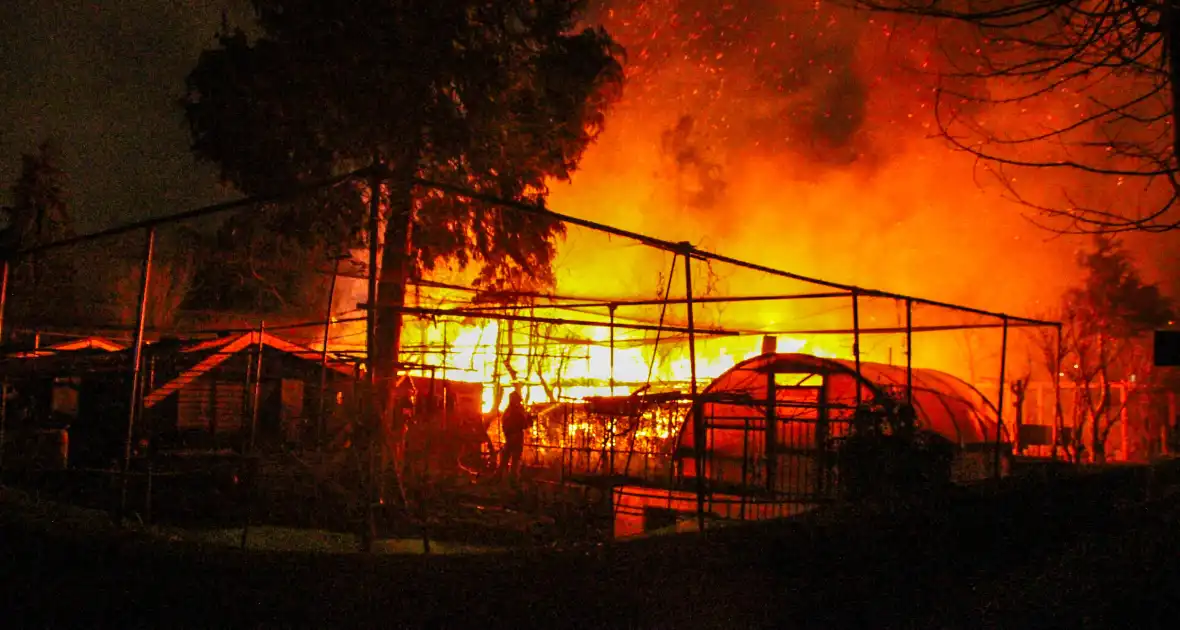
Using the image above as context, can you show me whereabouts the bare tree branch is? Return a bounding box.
[850,0,1180,232]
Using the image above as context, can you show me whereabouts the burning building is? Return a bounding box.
[182,0,1094,533]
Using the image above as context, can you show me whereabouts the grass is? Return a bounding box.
[159,524,504,554]
[0,486,504,555]
[6,461,1180,628]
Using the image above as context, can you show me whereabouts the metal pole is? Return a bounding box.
[0,261,6,475]
[361,163,382,553]
[1053,325,1064,461]
[852,290,862,409]
[681,244,706,533]
[995,317,1010,479]
[905,298,913,407]
[609,305,616,394]
[249,322,265,453]
[241,323,263,553]
[0,378,6,476]
[317,256,344,449]
[765,365,777,493]
[144,356,157,523]
[441,323,449,432]
[609,305,616,475]
[0,259,9,344]
[119,227,155,524]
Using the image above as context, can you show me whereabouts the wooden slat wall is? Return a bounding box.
[177,376,245,435]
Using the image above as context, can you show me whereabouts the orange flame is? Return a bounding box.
[323,1,1091,418]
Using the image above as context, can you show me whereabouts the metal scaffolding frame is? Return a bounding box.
[0,164,1063,542]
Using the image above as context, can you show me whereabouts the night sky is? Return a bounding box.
[0,0,252,230]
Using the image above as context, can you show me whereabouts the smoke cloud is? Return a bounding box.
[555,0,1087,319]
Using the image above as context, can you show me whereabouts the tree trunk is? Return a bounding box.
[1073,387,1087,464]
[372,157,417,507]
[1093,334,1108,464]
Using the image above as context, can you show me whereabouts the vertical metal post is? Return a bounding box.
[1167,392,1175,457]
[361,163,382,553]
[144,356,157,522]
[248,322,264,453]
[0,378,6,476]
[1120,386,1128,461]
[441,323,449,432]
[0,259,9,344]
[740,401,750,513]
[425,369,437,478]
[609,305,616,393]
[608,304,616,475]
[0,260,7,475]
[905,298,913,407]
[765,367,777,493]
[317,256,343,449]
[681,244,705,533]
[238,346,252,443]
[994,317,1010,479]
[1053,325,1064,461]
[852,290,862,409]
[119,227,155,524]
[241,323,263,553]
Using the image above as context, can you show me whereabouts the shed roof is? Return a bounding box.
[143,332,353,410]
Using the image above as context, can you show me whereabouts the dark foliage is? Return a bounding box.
[182,0,624,289]
[182,1,625,485]
[835,399,956,500]
[0,141,78,333]
[182,211,334,317]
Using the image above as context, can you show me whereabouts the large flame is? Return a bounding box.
[328,1,1095,415]
[377,282,841,414]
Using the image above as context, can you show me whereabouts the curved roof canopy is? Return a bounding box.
[677,353,1001,450]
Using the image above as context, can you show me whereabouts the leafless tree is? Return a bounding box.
[1043,306,1154,462]
[852,0,1180,232]
[1029,235,1171,461]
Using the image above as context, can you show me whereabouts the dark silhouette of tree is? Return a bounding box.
[182,0,623,493]
[851,0,1180,232]
[90,229,203,332]
[0,140,77,336]
[1033,235,1172,462]
[182,210,333,318]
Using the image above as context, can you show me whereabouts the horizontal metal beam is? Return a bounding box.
[412,178,1060,329]
[456,291,852,312]
[770,321,1047,336]
[357,303,741,337]
[12,169,368,259]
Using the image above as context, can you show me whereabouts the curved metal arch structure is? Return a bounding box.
[670,352,1006,502]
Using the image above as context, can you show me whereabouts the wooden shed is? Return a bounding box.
[0,336,131,469]
[140,332,358,452]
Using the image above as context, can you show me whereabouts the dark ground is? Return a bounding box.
[3,464,1180,629]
